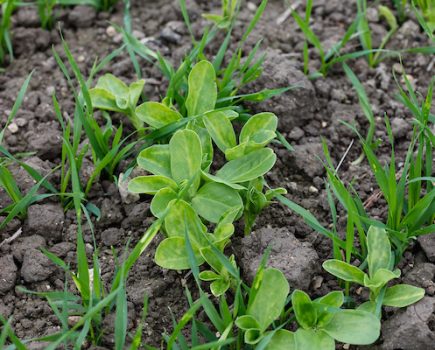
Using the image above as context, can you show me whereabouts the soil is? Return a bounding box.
[0,0,434,349]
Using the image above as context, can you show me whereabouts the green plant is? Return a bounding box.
[37,0,56,29]
[89,74,145,132]
[0,0,14,65]
[343,62,376,165]
[202,0,240,29]
[414,0,435,33]
[235,268,289,345]
[52,39,143,209]
[289,0,360,76]
[323,226,425,317]
[14,230,148,350]
[357,0,399,67]
[266,290,381,350]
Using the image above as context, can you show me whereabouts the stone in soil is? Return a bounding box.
[239,226,320,290]
[20,249,56,283]
[290,142,325,178]
[0,255,18,293]
[376,296,435,350]
[243,49,318,132]
[11,234,46,262]
[27,204,64,241]
[418,235,435,263]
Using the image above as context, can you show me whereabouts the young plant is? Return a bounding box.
[414,0,435,34]
[323,226,425,317]
[18,227,148,349]
[202,0,239,29]
[0,0,14,65]
[343,62,375,165]
[37,0,56,29]
[89,74,145,132]
[289,0,360,76]
[235,268,289,345]
[357,0,398,67]
[265,289,380,350]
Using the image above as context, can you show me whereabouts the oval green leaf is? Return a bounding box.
[136,101,182,129]
[383,284,425,307]
[248,268,289,332]
[292,290,317,330]
[155,237,204,270]
[322,259,365,285]
[137,144,171,177]
[323,309,381,345]
[216,148,276,183]
[185,60,217,116]
[192,182,243,223]
[169,129,202,184]
[240,112,278,143]
[203,111,236,152]
[265,330,296,350]
[128,175,177,195]
[367,226,391,277]
[150,187,178,218]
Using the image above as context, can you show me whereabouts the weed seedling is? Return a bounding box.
[323,226,425,317]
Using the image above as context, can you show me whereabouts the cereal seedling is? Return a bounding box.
[0,0,14,65]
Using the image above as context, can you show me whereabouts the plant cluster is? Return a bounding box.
[123,60,284,283]
[289,0,435,77]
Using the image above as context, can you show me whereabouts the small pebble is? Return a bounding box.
[106,25,117,37]
[309,186,318,194]
[7,123,19,134]
[247,2,257,11]
[288,182,297,191]
[15,118,27,127]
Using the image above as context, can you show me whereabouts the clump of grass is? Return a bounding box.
[0,0,14,65]
[290,0,435,76]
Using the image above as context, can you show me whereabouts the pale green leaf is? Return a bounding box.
[136,101,182,129]
[137,144,171,177]
[247,268,289,332]
[216,148,276,183]
[192,182,243,223]
[150,187,178,218]
[203,111,236,152]
[128,175,177,194]
[294,329,335,350]
[265,330,296,350]
[322,260,365,285]
[383,284,425,307]
[185,60,217,116]
[292,290,317,330]
[367,226,391,277]
[169,129,202,185]
[155,237,204,270]
[323,309,381,345]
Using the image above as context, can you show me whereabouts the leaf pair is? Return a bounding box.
[90,74,145,130]
[265,290,380,350]
[154,200,236,271]
[203,111,278,160]
[323,226,424,312]
[236,268,289,344]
